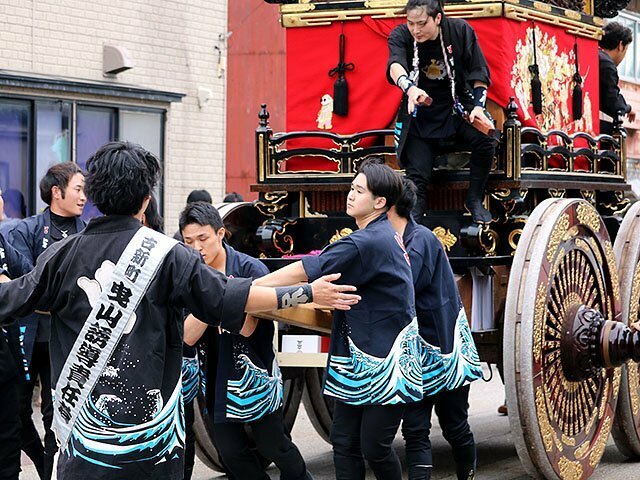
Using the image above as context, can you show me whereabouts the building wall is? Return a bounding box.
[0,0,229,231]
[226,0,285,201]
[620,79,640,194]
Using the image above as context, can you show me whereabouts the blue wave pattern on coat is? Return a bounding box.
[324,319,423,405]
[226,354,283,421]
[420,308,482,395]
[181,357,200,404]
[66,381,185,469]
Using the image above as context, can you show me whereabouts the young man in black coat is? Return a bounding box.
[0,195,32,480]
[387,0,495,224]
[8,162,86,480]
[599,21,635,135]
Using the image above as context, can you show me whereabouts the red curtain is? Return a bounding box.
[284,16,599,171]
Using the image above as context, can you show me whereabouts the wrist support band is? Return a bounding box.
[397,75,415,94]
[276,284,313,309]
[473,86,487,108]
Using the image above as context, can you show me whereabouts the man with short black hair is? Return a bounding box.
[255,159,422,480]
[181,201,312,480]
[388,178,481,480]
[9,162,86,480]
[599,21,635,134]
[388,0,495,224]
[0,141,358,480]
[186,189,212,205]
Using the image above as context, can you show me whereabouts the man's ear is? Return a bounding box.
[435,13,442,25]
[52,185,61,200]
[374,196,387,211]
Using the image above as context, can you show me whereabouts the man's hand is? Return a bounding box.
[407,86,431,115]
[629,110,636,123]
[239,315,259,338]
[310,273,360,311]
[468,106,489,124]
[0,273,10,283]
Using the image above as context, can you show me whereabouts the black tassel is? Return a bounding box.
[328,29,354,117]
[529,25,543,115]
[572,39,583,121]
[333,76,348,116]
[530,66,543,115]
[572,79,583,121]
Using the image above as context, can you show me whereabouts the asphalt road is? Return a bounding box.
[19,366,640,479]
[191,366,640,480]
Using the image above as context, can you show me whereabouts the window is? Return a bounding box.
[0,96,165,220]
[0,100,31,219]
[35,101,72,213]
[615,11,640,82]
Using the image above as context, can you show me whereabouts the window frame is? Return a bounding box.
[0,94,166,217]
[615,10,640,83]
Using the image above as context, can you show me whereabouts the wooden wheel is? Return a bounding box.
[214,202,268,258]
[303,367,334,443]
[504,198,622,479]
[612,201,640,458]
[193,374,305,472]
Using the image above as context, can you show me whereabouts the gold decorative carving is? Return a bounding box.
[503,4,601,39]
[281,3,503,28]
[273,219,297,255]
[587,237,603,268]
[558,457,583,480]
[364,0,403,6]
[601,191,631,215]
[574,439,590,459]
[561,433,576,446]
[479,226,498,256]
[630,261,640,325]
[536,386,555,452]
[508,228,523,255]
[533,283,547,363]
[255,191,289,218]
[281,3,315,13]
[580,190,596,204]
[589,416,612,467]
[599,378,609,420]
[433,227,457,252]
[629,363,640,416]
[585,407,598,433]
[564,225,579,240]
[330,228,353,244]
[547,213,570,263]
[532,0,553,12]
[490,188,511,200]
[604,240,620,304]
[549,188,566,198]
[629,264,640,416]
[577,203,601,234]
[613,366,621,398]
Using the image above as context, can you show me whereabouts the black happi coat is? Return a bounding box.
[200,245,281,424]
[0,215,251,480]
[403,218,482,395]
[387,17,491,164]
[0,235,31,384]
[599,49,631,134]
[8,208,85,363]
[302,214,423,406]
